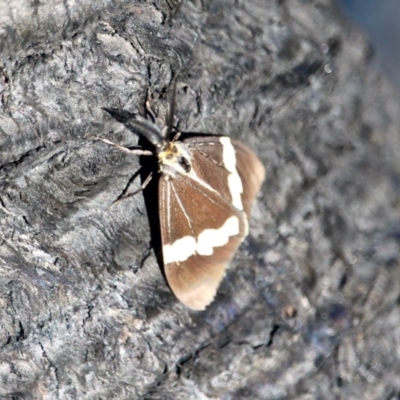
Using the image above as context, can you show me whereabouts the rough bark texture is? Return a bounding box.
[1,0,400,399]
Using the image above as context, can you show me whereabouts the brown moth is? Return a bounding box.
[99,80,265,310]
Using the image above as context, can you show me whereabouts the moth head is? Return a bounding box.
[158,141,192,177]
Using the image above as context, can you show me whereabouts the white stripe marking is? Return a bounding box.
[220,137,243,210]
[197,216,239,255]
[163,236,197,264]
[228,173,243,209]
[163,215,240,264]
[220,137,237,172]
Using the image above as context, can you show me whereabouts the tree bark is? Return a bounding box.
[1,0,400,398]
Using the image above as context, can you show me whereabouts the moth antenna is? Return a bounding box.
[102,108,164,148]
[163,73,179,140]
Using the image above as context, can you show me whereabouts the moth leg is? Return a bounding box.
[171,131,181,142]
[119,172,153,200]
[91,135,154,206]
[92,136,153,156]
[108,172,153,209]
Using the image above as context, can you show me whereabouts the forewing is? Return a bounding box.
[185,136,265,218]
[159,136,265,310]
[229,138,265,217]
[159,174,247,310]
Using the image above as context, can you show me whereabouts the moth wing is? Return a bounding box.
[159,174,247,310]
[185,136,265,217]
[159,136,265,310]
[229,138,265,216]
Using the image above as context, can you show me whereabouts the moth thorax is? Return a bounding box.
[158,141,192,177]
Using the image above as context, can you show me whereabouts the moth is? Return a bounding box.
[99,81,265,310]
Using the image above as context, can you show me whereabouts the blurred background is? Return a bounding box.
[336,0,400,100]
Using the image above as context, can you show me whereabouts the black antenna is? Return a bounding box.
[102,108,164,148]
[163,72,179,140]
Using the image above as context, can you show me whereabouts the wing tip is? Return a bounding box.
[165,262,228,310]
[175,285,217,311]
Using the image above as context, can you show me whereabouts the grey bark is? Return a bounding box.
[1,0,400,399]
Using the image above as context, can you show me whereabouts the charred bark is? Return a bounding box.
[1,0,400,398]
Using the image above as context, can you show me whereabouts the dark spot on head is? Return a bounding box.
[179,156,191,173]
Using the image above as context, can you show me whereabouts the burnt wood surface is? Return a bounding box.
[1,0,400,399]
